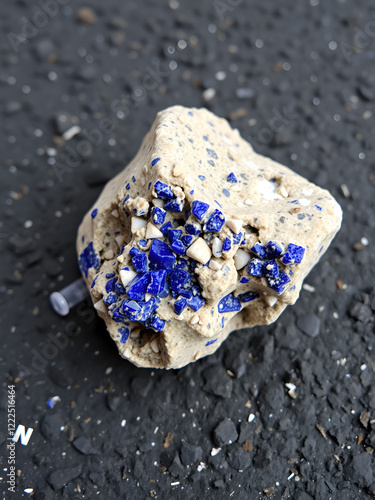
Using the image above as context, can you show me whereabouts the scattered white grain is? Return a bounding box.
[62,125,81,141]
[234,249,250,270]
[119,269,137,287]
[131,217,147,233]
[186,237,211,264]
[145,222,163,239]
[212,237,223,258]
[226,219,243,234]
[94,299,106,313]
[303,283,315,293]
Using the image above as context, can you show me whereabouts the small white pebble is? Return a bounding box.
[211,447,221,456]
[361,364,367,371]
[278,185,289,197]
[123,348,131,358]
[361,237,369,246]
[94,299,106,313]
[202,88,216,101]
[115,234,125,247]
[186,237,211,264]
[340,184,350,198]
[248,413,255,422]
[145,222,163,239]
[209,260,222,271]
[190,315,200,325]
[226,219,243,234]
[333,312,339,319]
[244,198,252,205]
[303,283,315,293]
[234,249,250,270]
[62,125,81,141]
[119,269,137,287]
[212,237,223,258]
[131,217,147,233]
[121,419,126,427]
[24,489,33,495]
[105,367,112,375]
[264,294,278,307]
[152,198,164,208]
[151,339,159,353]
[111,209,119,218]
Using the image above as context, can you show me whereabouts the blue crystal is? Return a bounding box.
[262,260,279,278]
[118,326,129,344]
[222,237,232,251]
[232,232,243,245]
[126,273,149,300]
[281,243,305,265]
[151,314,165,331]
[169,269,192,294]
[159,280,170,298]
[218,293,241,313]
[103,292,117,305]
[238,291,259,303]
[91,208,98,218]
[105,277,118,293]
[174,297,187,315]
[121,299,142,320]
[266,240,283,259]
[151,206,166,225]
[205,339,217,346]
[160,221,173,235]
[129,247,140,257]
[268,270,291,294]
[181,234,194,246]
[171,239,186,255]
[136,297,159,322]
[250,243,266,259]
[247,258,263,277]
[132,252,149,273]
[147,270,167,296]
[180,289,193,300]
[106,272,115,279]
[203,209,225,233]
[185,223,201,235]
[154,180,173,200]
[191,200,210,221]
[112,306,127,322]
[167,228,182,244]
[151,157,161,166]
[222,189,230,197]
[164,197,184,212]
[240,277,249,283]
[115,282,125,295]
[187,292,205,311]
[149,239,176,273]
[78,241,100,278]
[139,239,147,247]
[227,172,237,183]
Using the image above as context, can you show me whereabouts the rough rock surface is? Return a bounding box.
[77,106,342,369]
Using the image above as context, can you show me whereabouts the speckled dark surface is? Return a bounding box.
[1,1,375,498]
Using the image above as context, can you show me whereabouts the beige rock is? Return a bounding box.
[76,106,342,369]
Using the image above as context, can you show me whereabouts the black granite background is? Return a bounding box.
[1,0,375,498]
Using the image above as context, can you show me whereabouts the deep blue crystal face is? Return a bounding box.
[247,258,263,277]
[181,234,194,247]
[281,243,305,265]
[154,180,173,200]
[121,299,142,320]
[79,241,100,278]
[266,240,283,259]
[118,326,129,344]
[174,297,187,315]
[105,277,118,293]
[222,237,232,251]
[218,293,241,313]
[250,243,266,259]
[129,247,140,257]
[203,209,225,233]
[268,270,291,294]
[126,274,149,301]
[149,239,176,273]
[103,292,117,305]
[185,223,201,235]
[151,206,167,225]
[238,291,259,303]
[191,200,210,221]
[151,314,165,331]
[132,252,149,273]
[232,232,243,245]
[187,292,205,311]
[262,260,279,279]
[169,268,192,294]
[164,198,184,212]
[147,270,167,296]
[167,229,182,244]
[160,221,173,235]
[227,172,237,183]
[171,239,186,255]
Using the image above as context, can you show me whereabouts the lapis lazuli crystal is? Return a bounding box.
[164,197,184,212]
[262,260,279,279]
[167,228,182,244]
[78,241,100,278]
[250,243,266,259]
[247,258,263,277]
[281,243,305,265]
[266,240,283,259]
[181,234,194,246]
[149,239,176,273]
[160,221,173,236]
[151,206,166,225]
[268,270,291,294]
[222,237,232,252]
[191,200,210,221]
[204,209,225,233]
[185,223,201,235]
[238,291,259,303]
[132,252,149,273]
[171,239,186,255]
[174,297,187,315]
[218,293,241,313]
[126,274,149,301]
[154,180,173,200]
[227,172,237,183]
[151,314,165,331]
[169,268,191,294]
[147,270,167,296]
[118,326,129,344]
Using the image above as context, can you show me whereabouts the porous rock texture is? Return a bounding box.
[77,105,342,369]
